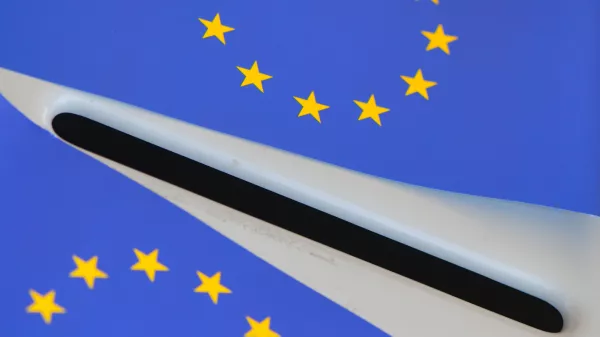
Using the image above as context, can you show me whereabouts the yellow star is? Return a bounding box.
[130,248,169,282]
[293,91,330,123]
[193,271,232,304]
[26,290,66,324]
[69,255,108,289]
[237,61,272,93]
[432,0,439,4]
[198,13,235,45]
[401,69,437,100]
[354,95,390,126]
[245,317,280,337]
[422,24,457,54]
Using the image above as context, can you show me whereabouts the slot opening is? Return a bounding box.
[52,112,564,333]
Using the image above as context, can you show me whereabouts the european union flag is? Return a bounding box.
[0,0,598,215]
[0,96,387,335]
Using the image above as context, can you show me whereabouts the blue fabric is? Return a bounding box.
[0,0,598,215]
[0,96,387,336]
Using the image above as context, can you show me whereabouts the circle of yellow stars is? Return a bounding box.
[197,1,457,127]
[26,249,280,337]
[26,5,452,335]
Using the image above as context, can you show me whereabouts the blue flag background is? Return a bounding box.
[0,0,598,215]
[0,95,387,336]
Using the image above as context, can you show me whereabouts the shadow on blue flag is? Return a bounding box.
[0,96,388,336]
[0,0,598,215]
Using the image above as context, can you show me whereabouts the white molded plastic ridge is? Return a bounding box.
[1,67,598,337]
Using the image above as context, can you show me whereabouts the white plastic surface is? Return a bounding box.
[1,67,599,336]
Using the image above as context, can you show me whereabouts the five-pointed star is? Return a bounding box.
[237,61,272,93]
[401,69,438,100]
[193,271,232,304]
[198,13,235,45]
[69,255,108,289]
[130,248,169,282]
[26,290,66,324]
[432,0,439,4]
[244,317,280,337]
[354,95,390,126]
[422,24,458,55]
[294,91,330,123]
